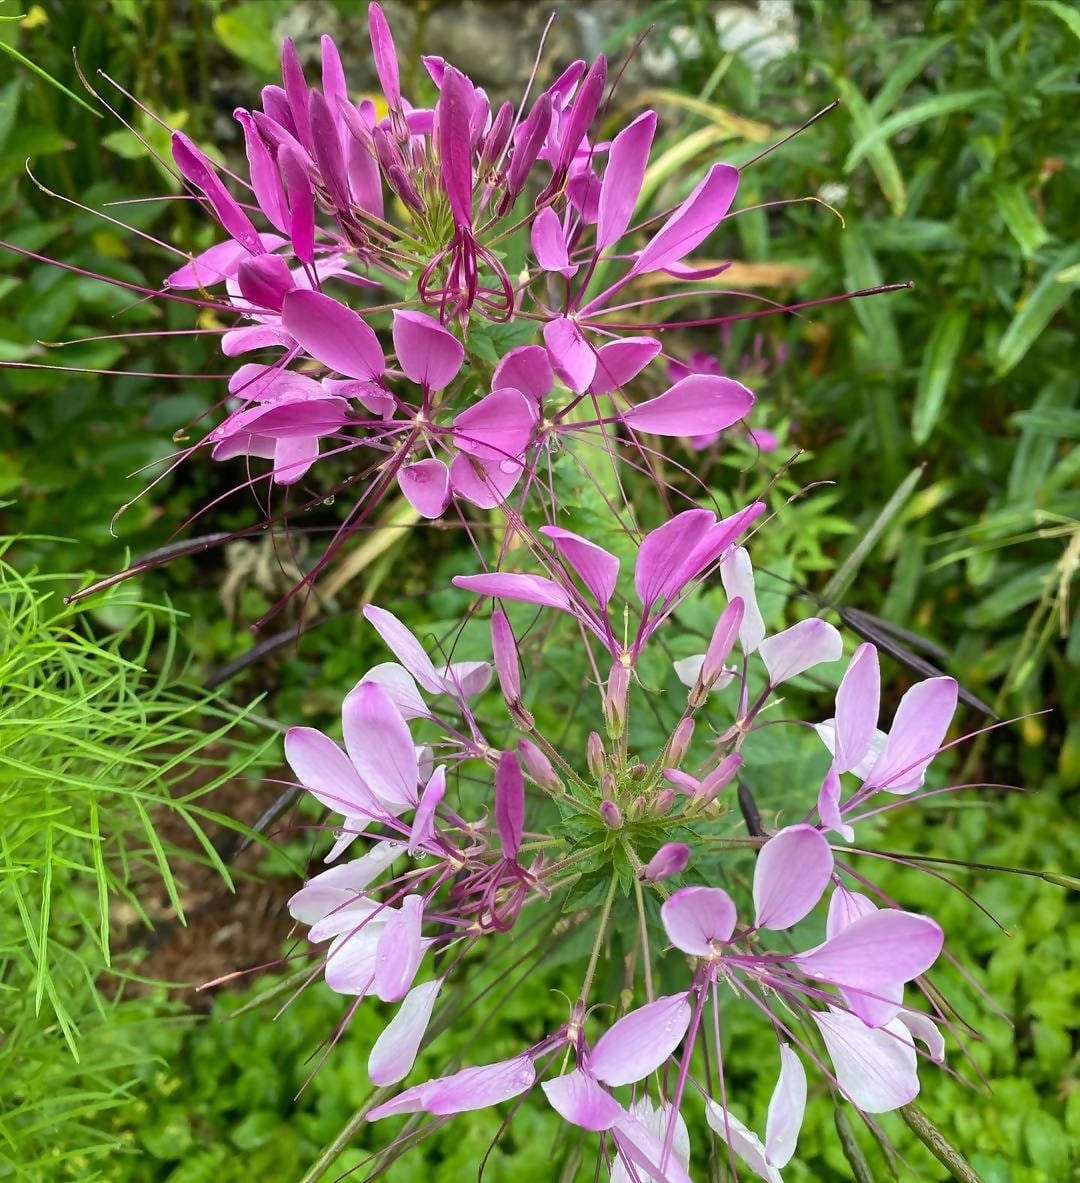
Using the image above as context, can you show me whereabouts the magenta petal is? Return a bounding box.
[374,895,425,1002]
[623,374,753,437]
[360,664,428,721]
[273,433,320,485]
[392,309,464,391]
[630,162,740,276]
[539,525,620,610]
[283,289,385,380]
[448,452,524,509]
[367,2,401,107]
[590,994,692,1086]
[368,978,443,1086]
[759,618,843,685]
[588,336,662,396]
[835,643,880,774]
[284,726,379,817]
[492,345,553,402]
[596,110,657,250]
[171,132,261,254]
[166,236,268,290]
[813,1009,919,1113]
[793,910,944,990]
[865,677,958,793]
[452,571,572,612]
[399,458,452,518]
[661,885,738,956]
[753,824,834,930]
[362,604,446,695]
[544,317,596,393]
[452,388,536,461]
[341,681,419,808]
[494,750,525,859]
[542,1070,622,1132]
[436,65,475,229]
[765,1044,806,1169]
[634,508,716,611]
[367,1055,537,1119]
[278,143,315,265]
[531,206,576,276]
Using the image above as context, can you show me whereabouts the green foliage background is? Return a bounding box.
[0,1,1076,1181]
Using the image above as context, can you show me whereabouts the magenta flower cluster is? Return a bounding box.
[53,3,990,1178]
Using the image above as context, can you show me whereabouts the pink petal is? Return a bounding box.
[826,886,877,941]
[279,143,315,266]
[531,206,577,276]
[720,546,766,653]
[221,323,295,357]
[758,618,843,685]
[835,644,881,775]
[368,978,443,1086]
[409,765,446,854]
[753,824,834,930]
[362,605,447,695]
[368,1055,536,1119]
[399,458,452,518]
[622,374,754,437]
[324,924,383,995]
[865,677,958,793]
[817,767,855,843]
[288,846,399,926]
[435,65,475,229]
[452,388,536,461]
[284,726,380,817]
[272,433,320,484]
[613,1108,694,1183]
[541,1070,623,1132]
[283,289,385,380]
[590,994,692,1087]
[630,162,740,277]
[452,571,573,613]
[494,750,524,859]
[702,597,745,686]
[813,1009,919,1113]
[596,110,657,250]
[544,316,596,393]
[166,235,272,290]
[588,336,662,395]
[238,113,289,229]
[392,310,464,392]
[704,1101,781,1183]
[793,910,944,991]
[492,345,553,402]
[449,452,524,509]
[898,1010,945,1063]
[661,886,738,956]
[359,663,428,720]
[374,894,425,1002]
[765,1044,806,1169]
[342,681,419,807]
[439,660,491,699]
[539,525,620,610]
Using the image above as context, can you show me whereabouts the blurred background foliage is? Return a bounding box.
[0,0,1077,1180]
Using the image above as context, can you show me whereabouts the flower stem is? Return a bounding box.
[578,875,618,1007]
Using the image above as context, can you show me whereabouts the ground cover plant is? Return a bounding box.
[0,2,1076,1181]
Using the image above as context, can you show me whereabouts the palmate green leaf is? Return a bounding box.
[913,307,969,444]
[995,243,1080,375]
[844,90,999,175]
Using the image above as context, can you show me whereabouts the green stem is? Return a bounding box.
[899,1104,987,1183]
[578,876,618,1007]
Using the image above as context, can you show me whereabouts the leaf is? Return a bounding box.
[844,90,998,174]
[1010,407,1080,438]
[832,76,906,215]
[913,308,968,444]
[995,243,1080,375]
[840,226,901,369]
[212,2,288,76]
[1034,0,1080,43]
[995,182,1050,258]
[821,464,924,605]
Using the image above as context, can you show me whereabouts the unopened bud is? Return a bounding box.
[599,799,622,829]
[640,842,690,882]
[491,609,521,706]
[603,662,630,740]
[517,738,562,794]
[478,100,514,178]
[699,752,743,803]
[629,761,648,780]
[587,731,606,779]
[600,771,617,800]
[628,794,646,819]
[668,717,695,766]
[651,788,676,816]
[501,93,552,210]
[662,768,701,796]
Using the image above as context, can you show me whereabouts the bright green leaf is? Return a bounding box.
[914,307,968,444]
